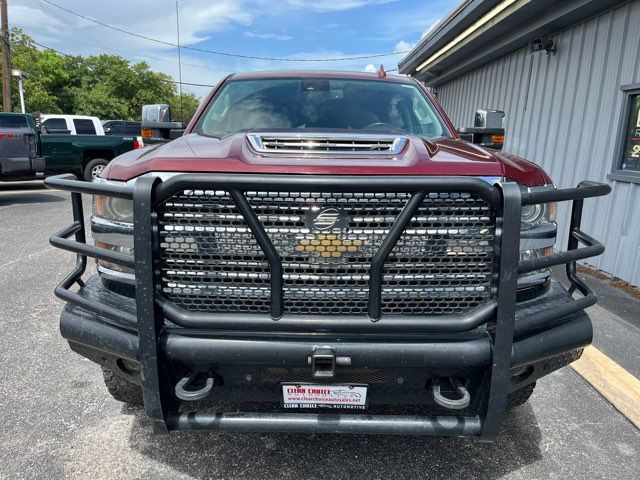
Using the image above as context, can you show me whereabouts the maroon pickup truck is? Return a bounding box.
[46,71,610,440]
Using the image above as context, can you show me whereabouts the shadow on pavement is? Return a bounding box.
[0,181,65,206]
[125,405,542,479]
[0,192,65,206]
[0,180,47,191]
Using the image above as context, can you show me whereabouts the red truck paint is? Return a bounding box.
[102,71,551,187]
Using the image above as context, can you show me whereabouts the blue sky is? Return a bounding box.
[10,0,458,97]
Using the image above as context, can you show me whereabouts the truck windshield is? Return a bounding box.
[194,77,450,139]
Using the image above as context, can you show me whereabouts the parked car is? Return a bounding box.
[0,112,44,179]
[102,120,141,136]
[40,114,105,135]
[45,71,610,440]
[0,112,143,181]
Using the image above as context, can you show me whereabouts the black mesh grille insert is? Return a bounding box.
[158,189,496,315]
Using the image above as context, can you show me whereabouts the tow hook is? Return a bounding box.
[432,377,471,410]
[174,373,214,401]
[307,346,351,378]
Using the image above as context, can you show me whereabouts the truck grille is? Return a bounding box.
[158,189,496,316]
[246,133,408,155]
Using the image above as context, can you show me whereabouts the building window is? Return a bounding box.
[609,84,640,183]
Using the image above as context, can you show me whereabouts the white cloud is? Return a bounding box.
[9,0,399,55]
[394,40,414,53]
[7,0,425,99]
[11,1,253,52]
[244,32,293,41]
[364,63,377,73]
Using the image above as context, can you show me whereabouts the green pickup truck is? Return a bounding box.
[0,112,143,181]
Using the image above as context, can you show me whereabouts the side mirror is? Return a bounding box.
[104,127,111,133]
[456,128,474,143]
[457,127,504,150]
[169,128,185,140]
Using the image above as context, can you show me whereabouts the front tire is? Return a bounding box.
[507,382,536,409]
[102,367,143,406]
[83,158,109,181]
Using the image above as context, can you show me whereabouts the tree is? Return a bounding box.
[169,91,201,125]
[1,28,201,124]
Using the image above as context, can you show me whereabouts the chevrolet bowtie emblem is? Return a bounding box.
[295,234,363,258]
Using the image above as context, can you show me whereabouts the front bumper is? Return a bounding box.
[61,277,591,435]
[45,173,610,439]
[63,277,592,391]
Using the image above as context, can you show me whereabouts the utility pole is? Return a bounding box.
[1,0,11,112]
[176,1,183,124]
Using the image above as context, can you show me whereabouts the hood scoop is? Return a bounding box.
[246,132,408,156]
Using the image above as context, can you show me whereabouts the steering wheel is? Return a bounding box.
[363,122,399,131]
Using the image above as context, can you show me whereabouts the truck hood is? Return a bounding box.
[103,132,550,186]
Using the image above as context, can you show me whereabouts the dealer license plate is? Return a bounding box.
[282,384,368,410]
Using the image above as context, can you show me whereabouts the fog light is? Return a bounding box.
[520,247,553,274]
[95,241,134,274]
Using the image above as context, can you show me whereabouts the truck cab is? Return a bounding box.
[41,114,105,136]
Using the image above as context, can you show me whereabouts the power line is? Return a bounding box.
[159,78,214,88]
[34,35,233,73]
[34,0,113,53]
[120,48,235,73]
[34,0,231,82]
[29,38,216,88]
[32,39,72,57]
[33,0,234,73]
[30,37,399,86]
[42,0,410,62]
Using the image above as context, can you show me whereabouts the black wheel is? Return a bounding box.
[507,382,536,409]
[102,367,143,406]
[83,158,109,181]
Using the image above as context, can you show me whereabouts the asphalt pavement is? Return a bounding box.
[1,181,638,480]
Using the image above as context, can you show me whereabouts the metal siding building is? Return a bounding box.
[400,0,640,285]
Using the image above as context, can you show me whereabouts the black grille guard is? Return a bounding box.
[45,173,610,439]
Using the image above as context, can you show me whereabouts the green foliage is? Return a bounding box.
[168,91,202,125]
[1,28,200,124]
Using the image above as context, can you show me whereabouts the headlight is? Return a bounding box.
[93,195,133,223]
[521,201,556,225]
[91,178,135,284]
[518,185,557,292]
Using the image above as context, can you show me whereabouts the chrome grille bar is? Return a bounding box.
[246,132,408,155]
